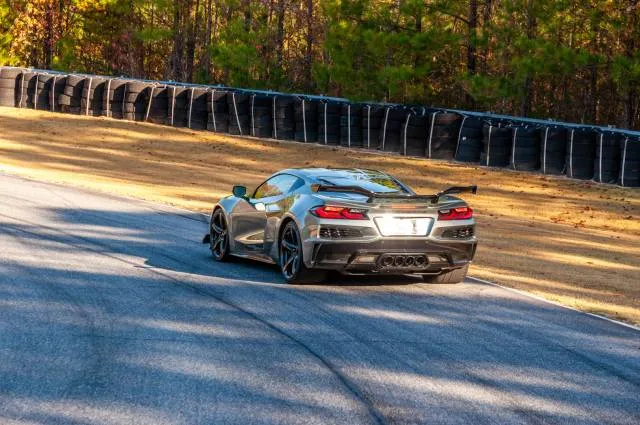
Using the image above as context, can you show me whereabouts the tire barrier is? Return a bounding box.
[101,79,127,119]
[294,97,318,143]
[272,95,296,140]
[250,94,273,138]
[566,128,597,180]
[186,87,208,130]
[510,126,540,171]
[379,106,407,153]
[317,100,341,145]
[455,116,484,162]
[540,126,567,175]
[227,91,251,136]
[594,131,621,184]
[480,124,512,167]
[0,67,24,107]
[1,65,639,189]
[123,81,151,122]
[17,71,37,108]
[59,75,86,114]
[340,103,363,148]
[22,73,55,110]
[427,111,463,160]
[207,89,229,133]
[361,105,385,149]
[619,136,640,187]
[401,111,429,157]
[146,84,169,125]
[80,77,107,116]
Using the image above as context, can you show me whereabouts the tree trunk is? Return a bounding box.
[202,0,212,81]
[43,0,54,69]
[467,0,478,107]
[305,0,313,90]
[519,0,536,117]
[275,0,285,72]
[185,0,199,82]
[480,0,492,73]
[170,0,184,81]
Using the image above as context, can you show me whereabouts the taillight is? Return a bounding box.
[438,206,473,220]
[311,206,368,220]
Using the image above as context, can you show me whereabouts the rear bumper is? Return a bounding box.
[307,238,477,274]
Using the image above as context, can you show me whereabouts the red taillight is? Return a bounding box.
[311,206,367,220]
[438,206,473,220]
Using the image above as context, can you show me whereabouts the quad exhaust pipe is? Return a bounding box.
[379,254,427,269]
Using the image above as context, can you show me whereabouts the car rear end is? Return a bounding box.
[300,192,477,277]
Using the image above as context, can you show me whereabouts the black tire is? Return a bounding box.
[423,264,468,284]
[209,209,232,261]
[0,68,25,79]
[279,221,326,284]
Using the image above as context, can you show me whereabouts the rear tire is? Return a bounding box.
[279,221,326,284]
[423,264,469,284]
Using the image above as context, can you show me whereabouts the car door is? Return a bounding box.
[230,174,302,257]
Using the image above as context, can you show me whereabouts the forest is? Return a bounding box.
[1,0,639,130]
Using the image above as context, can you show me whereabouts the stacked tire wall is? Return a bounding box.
[340,103,363,148]
[620,136,640,187]
[0,66,638,188]
[510,126,540,171]
[0,67,21,106]
[361,105,385,149]
[566,128,596,180]
[251,94,273,138]
[427,112,462,160]
[59,75,85,114]
[317,101,341,145]
[80,77,106,116]
[207,89,229,133]
[227,92,250,136]
[102,79,126,119]
[272,95,296,140]
[401,112,429,157]
[594,132,621,184]
[481,124,512,167]
[540,126,567,174]
[379,106,406,153]
[455,117,484,162]
[294,97,318,143]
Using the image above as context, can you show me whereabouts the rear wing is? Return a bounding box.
[310,184,477,204]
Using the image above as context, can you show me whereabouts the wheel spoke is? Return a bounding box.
[211,222,224,234]
[281,239,296,251]
[284,254,295,271]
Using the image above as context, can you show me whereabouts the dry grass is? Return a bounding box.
[1,106,638,325]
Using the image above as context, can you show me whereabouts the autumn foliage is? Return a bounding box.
[1,0,639,129]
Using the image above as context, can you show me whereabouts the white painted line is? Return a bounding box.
[468,276,640,332]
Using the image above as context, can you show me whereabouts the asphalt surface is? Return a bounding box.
[0,173,639,425]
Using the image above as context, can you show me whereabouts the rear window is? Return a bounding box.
[318,175,408,194]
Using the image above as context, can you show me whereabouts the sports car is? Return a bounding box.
[203,168,477,284]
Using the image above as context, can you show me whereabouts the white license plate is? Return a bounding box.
[374,217,433,236]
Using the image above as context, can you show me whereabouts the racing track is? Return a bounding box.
[0,172,638,425]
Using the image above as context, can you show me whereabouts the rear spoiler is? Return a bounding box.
[311,184,477,204]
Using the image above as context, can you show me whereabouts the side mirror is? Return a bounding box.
[232,185,247,198]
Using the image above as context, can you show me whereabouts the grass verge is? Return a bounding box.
[1,107,638,325]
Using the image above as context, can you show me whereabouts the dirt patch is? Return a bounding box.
[1,106,639,325]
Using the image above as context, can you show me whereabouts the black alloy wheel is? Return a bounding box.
[279,222,301,280]
[210,209,230,261]
[279,221,326,284]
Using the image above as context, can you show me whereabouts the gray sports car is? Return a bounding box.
[203,168,477,284]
